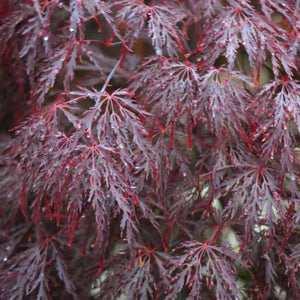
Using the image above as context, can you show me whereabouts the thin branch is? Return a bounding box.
[100,58,121,93]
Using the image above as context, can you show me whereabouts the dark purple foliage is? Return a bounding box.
[0,0,300,299]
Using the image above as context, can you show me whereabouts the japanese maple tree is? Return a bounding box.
[0,0,299,299]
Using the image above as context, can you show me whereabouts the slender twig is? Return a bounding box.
[87,58,121,132]
[94,58,121,108]
[100,58,121,93]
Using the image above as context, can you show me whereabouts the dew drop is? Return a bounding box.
[5,246,10,251]
[58,2,63,8]
[86,134,90,139]
[131,185,137,190]
[134,165,141,170]
[291,174,296,181]
[155,48,162,56]
[119,143,124,149]
[43,36,49,41]
[3,257,7,262]
[192,99,198,109]
[227,200,232,206]
[146,11,152,20]
[69,27,75,32]
[182,172,187,178]
[76,124,81,129]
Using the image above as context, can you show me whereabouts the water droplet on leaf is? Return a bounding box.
[155,48,162,56]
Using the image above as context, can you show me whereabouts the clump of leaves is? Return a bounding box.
[0,0,299,299]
